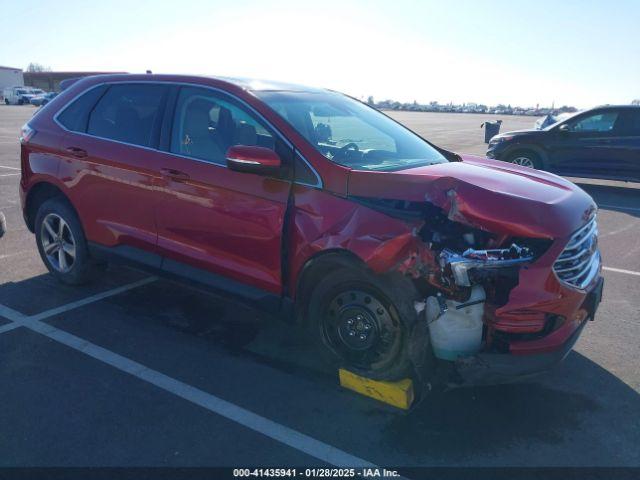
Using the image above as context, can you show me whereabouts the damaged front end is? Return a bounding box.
[350,191,600,386]
[439,244,534,288]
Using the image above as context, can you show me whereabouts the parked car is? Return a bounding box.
[487,105,640,181]
[30,92,58,107]
[3,87,36,105]
[18,74,603,383]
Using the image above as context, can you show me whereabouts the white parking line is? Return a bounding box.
[0,322,21,334]
[27,319,376,466]
[0,250,33,260]
[0,275,377,467]
[0,165,20,170]
[0,303,26,322]
[0,277,157,325]
[603,266,640,277]
[29,276,158,321]
[0,173,19,177]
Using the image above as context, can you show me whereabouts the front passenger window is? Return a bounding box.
[170,87,275,165]
[570,112,618,133]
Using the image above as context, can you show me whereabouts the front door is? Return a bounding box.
[153,86,292,296]
[548,110,627,178]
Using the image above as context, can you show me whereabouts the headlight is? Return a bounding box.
[489,135,514,145]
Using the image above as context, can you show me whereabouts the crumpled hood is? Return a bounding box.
[347,154,596,239]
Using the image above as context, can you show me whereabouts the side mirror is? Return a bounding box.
[558,124,571,133]
[226,145,281,175]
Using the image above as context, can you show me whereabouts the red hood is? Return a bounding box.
[347,155,596,239]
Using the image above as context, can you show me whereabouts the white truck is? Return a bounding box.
[2,86,44,105]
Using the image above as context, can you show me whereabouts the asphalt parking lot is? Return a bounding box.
[1,105,639,469]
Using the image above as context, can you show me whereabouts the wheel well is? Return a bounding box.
[294,250,365,324]
[25,182,71,232]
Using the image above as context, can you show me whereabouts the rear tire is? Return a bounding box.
[34,197,96,285]
[507,150,542,169]
[307,266,417,380]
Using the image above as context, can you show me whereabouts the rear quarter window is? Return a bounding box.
[56,85,108,133]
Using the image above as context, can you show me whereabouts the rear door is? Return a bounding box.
[152,85,292,296]
[548,109,627,178]
[613,109,640,181]
[58,83,168,262]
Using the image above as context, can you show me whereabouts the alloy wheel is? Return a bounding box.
[40,213,76,273]
[511,156,536,168]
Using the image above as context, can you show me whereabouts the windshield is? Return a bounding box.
[256,91,447,171]
[543,111,582,131]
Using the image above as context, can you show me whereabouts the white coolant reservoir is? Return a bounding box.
[426,286,486,361]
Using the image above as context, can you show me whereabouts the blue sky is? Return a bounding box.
[1,0,638,108]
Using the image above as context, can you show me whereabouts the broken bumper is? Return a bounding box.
[455,321,584,385]
[454,276,603,385]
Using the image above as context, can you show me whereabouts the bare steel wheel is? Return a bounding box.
[40,213,76,273]
[322,288,399,368]
[35,197,96,285]
[307,265,417,380]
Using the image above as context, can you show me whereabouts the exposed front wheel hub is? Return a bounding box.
[326,289,392,355]
[337,308,377,350]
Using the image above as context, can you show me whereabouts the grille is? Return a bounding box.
[553,215,600,289]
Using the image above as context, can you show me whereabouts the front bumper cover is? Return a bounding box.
[454,276,603,385]
[454,321,585,385]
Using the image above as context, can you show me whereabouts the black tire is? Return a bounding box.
[507,150,542,169]
[34,197,96,285]
[4,99,9,105]
[307,265,418,380]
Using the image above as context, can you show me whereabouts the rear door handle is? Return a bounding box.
[160,167,190,181]
[65,146,88,158]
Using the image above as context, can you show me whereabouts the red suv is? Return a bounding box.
[19,74,603,383]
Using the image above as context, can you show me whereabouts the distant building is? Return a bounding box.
[24,71,126,92]
[0,66,24,93]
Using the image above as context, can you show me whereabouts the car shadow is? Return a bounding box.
[574,182,640,219]
[2,269,639,465]
[161,287,640,463]
[0,264,148,316]
[379,351,640,463]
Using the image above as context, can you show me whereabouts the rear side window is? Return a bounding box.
[87,84,167,147]
[619,110,640,136]
[57,85,108,132]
